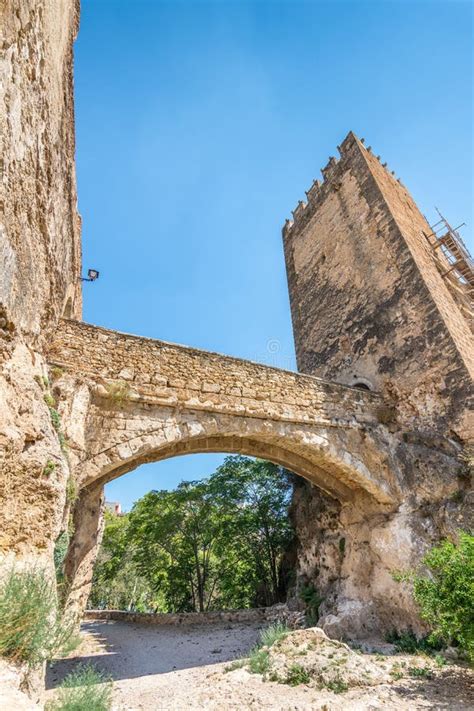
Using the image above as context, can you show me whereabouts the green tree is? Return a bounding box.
[90,456,294,613]
[209,457,293,607]
[129,480,232,612]
[89,511,163,612]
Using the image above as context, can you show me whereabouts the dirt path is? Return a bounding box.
[45,620,474,710]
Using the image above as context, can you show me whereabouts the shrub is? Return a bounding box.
[0,568,78,666]
[50,366,65,380]
[385,629,441,654]
[408,666,433,679]
[396,532,473,661]
[44,392,56,408]
[66,477,78,505]
[105,380,130,405]
[324,675,349,693]
[43,460,57,477]
[46,664,112,711]
[260,622,289,648]
[284,663,310,686]
[54,532,70,585]
[49,407,62,432]
[224,658,246,672]
[248,648,270,674]
[58,431,68,453]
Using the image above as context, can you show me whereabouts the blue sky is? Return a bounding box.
[75,0,473,510]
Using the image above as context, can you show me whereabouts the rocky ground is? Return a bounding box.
[44,620,474,710]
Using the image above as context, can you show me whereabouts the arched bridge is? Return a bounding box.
[48,320,401,506]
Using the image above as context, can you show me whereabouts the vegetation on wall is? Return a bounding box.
[89,456,294,613]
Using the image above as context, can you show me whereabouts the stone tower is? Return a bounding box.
[282,132,473,638]
[283,131,473,442]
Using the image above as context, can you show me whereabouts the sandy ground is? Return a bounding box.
[45,620,474,710]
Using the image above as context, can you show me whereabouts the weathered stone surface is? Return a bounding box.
[283,131,473,440]
[0,0,82,566]
[46,318,470,636]
[48,319,400,505]
[282,130,473,639]
[0,0,472,687]
[0,661,42,711]
[1,0,82,337]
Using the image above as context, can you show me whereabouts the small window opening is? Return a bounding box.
[63,297,73,319]
[353,382,371,391]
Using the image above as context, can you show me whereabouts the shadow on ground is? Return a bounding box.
[46,619,261,688]
[390,667,474,710]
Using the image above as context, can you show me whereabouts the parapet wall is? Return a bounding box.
[48,319,384,428]
[84,605,304,628]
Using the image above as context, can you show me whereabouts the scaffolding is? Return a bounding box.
[425,209,473,325]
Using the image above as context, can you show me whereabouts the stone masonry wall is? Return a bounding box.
[49,319,384,429]
[48,319,400,508]
[282,131,473,638]
[49,319,470,638]
[283,131,473,441]
[84,604,304,628]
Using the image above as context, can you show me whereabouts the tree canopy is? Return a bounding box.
[89,456,294,612]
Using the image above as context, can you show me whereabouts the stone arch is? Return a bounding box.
[63,407,399,620]
[78,408,398,506]
[49,320,403,623]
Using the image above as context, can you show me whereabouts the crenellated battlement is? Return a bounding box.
[283,131,407,237]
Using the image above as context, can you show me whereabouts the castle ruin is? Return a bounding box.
[1,0,472,654]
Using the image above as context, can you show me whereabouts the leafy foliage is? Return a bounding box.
[44,392,56,408]
[324,675,348,693]
[88,511,163,612]
[66,477,78,505]
[412,532,474,660]
[46,664,112,711]
[385,629,442,654]
[54,532,70,586]
[90,457,293,613]
[408,665,433,679]
[393,531,473,661]
[0,568,79,666]
[49,407,62,432]
[244,623,291,678]
[43,460,57,476]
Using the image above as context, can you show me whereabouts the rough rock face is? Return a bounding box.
[0,0,81,562]
[0,661,42,710]
[290,477,472,639]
